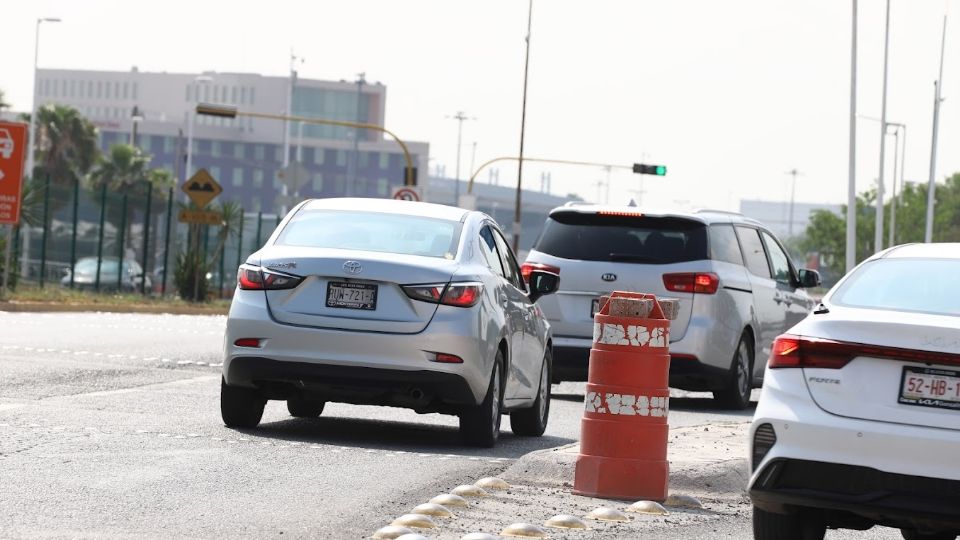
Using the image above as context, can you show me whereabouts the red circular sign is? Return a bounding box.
[393,188,421,202]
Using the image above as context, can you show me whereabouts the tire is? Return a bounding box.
[220,377,266,429]
[714,335,753,409]
[510,349,552,437]
[753,506,825,540]
[287,398,325,418]
[902,530,959,540]
[459,351,504,448]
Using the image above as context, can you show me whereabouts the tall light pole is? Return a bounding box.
[874,0,891,254]
[184,75,213,183]
[846,0,858,273]
[26,17,61,179]
[513,0,534,253]
[886,122,905,247]
[925,14,947,243]
[448,111,474,206]
[347,72,365,197]
[785,168,802,237]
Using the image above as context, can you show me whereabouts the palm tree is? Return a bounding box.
[34,104,99,187]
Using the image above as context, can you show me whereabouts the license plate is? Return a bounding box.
[326,282,378,311]
[590,298,601,318]
[898,366,960,411]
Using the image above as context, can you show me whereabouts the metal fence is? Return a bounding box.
[5,175,281,299]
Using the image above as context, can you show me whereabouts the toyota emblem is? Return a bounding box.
[342,261,363,274]
[601,273,617,282]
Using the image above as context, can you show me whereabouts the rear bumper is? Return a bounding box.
[225,356,478,412]
[751,458,960,531]
[552,337,725,389]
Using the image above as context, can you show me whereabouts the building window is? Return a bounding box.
[359,151,369,168]
[122,82,129,100]
[132,83,138,100]
[87,80,94,98]
[97,81,103,99]
[249,87,255,105]
[272,173,282,190]
[312,148,325,165]
[164,136,175,154]
[336,150,347,167]
[250,199,261,213]
[334,174,346,194]
[379,152,390,169]
[311,173,324,191]
[209,166,221,182]
[230,86,237,104]
[254,145,265,161]
[77,80,84,98]
[233,143,244,159]
[239,86,246,105]
[141,135,152,152]
[253,169,264,188]
[232,167,244,187]
[211,141,222,157]
[376,178,389,196]
[355,177,368,195]
[274,146,283,162]
[114,82,121,99]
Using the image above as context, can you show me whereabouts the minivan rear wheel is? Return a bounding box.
[714,336,753,409]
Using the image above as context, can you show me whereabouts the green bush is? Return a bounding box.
[173,251,208,302]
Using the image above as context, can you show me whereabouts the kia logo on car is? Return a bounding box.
[602,273,617,282]
[342,261,363,274]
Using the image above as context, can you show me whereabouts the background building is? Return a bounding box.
[35,67,429,213]
[739,199,842,240]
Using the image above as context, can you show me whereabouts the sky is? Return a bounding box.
[2,0,957,212]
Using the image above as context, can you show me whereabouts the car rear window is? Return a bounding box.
[533,212,707,264]
[276,209,460,258]
[831,258,960,316]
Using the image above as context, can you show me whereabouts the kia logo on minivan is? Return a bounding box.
[602,273,617,282]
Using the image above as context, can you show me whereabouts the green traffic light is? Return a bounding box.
[655,165,666,176]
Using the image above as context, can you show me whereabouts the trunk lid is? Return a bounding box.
[799,306,960,432]
[261,246,458,334]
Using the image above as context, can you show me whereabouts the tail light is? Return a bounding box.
[663,272,719,294]
[768,334,960,370]
[403,282,484,308]
[237,264,304,291]
[521,262,560,284]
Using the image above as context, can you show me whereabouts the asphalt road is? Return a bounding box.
[0,311,897,539]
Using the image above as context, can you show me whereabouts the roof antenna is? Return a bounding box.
[627,198,638,207]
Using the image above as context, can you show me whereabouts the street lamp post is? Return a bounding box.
[886,123,906,247]
[448,111,474,207]
[184,75,213,183]
[513,0,534,253]
[846,0,858,273]
[785,168,802,238]
[874,0,891,254]
[925,14,947,243]
[26,17,61,178]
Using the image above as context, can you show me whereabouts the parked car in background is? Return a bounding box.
[61,256,150,292]
[221,198,560,447]
[750,243,960,540]
[523,203,820,408]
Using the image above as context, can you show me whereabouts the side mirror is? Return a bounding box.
[798,268,821,288]
[528,270,560,303]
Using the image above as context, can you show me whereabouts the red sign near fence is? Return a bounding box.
[0,121,28,225]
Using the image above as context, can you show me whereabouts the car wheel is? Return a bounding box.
[220,377,266,429]
[287,398,325,418]
[753,506,825,540]
[459,351,503,448]
[714,335,753,409]
[510,349,551,437]
[901,530,959,540]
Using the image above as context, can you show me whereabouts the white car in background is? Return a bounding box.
[749,243,960,540]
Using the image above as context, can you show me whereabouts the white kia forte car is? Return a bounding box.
[221,198,559,447]
[749,243,960,540]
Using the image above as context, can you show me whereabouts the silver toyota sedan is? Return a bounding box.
[221,198,559,447]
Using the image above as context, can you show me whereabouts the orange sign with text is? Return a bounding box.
[0,122,27,225]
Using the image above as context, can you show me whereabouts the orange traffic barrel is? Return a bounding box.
[573,291,676,501]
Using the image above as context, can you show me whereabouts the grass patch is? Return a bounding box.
[3,283,231,312]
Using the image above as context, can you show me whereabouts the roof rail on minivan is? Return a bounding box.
[694,208,744,216]
[563,201,594,207]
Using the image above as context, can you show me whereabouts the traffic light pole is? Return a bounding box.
[467,157,665,195]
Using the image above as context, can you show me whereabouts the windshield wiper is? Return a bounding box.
[608,253,661,263]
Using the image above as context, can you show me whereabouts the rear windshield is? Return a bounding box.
[533,212,707,264]
[831,258,960,316]
[276,209,460,258]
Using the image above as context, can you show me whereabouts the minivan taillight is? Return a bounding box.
[237,264,303,291]
[521,262,560,284]
[769,334,960,369]
[662,272,719,294]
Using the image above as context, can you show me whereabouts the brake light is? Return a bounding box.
[441,283,482,307]
[597,211,644,217]
[237,264,303,291]
[766,334,960,370]
[403,282,483,308]
[521,262,561,284]
[662,272,719,294]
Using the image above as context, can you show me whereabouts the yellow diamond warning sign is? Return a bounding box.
[181,169,222,209]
